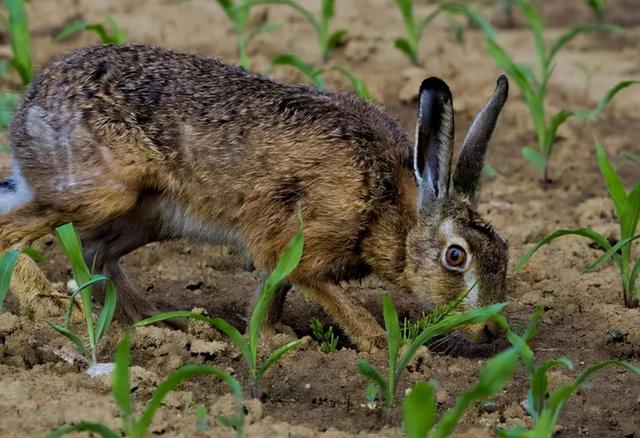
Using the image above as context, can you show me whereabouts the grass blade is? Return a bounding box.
[54,19,89,41]
[595,140,627,217]
[584,234,640,272]
[383,294,400,395]
[48,322,90,359]
[521,146,547,176]
[113,335,132,432]
[94,281,117,343]
[43,422,121,438]
[256,339,302,380]
[620,184,640,240]
[527,358,573,419]
[329,66,373,102]
[515,228,612,271]
[356,360,388,401]
[0,249,20,311]
[620,150,640,166]
[576,80,640,121]
[404,381,436,438]
[546,110,573,148]
[249,220,304,371]
[5,0,32,85]
[272,54,324,89]
[549,23,623,63]
[133,364,244,438]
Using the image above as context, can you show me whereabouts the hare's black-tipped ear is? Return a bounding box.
[415,77,454,210]
[453,75,509,200]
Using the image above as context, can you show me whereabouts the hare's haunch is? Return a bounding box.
[0,44,509,350]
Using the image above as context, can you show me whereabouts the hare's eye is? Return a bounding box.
[444,245,467,269]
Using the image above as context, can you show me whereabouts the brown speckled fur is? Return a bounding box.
[0,44,509,350]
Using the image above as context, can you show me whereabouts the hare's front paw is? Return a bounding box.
[355,332,386,353]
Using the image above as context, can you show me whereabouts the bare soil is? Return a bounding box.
[1,1,640,437]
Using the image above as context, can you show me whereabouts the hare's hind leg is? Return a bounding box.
[82,213,161,322]
[0,205,77,318]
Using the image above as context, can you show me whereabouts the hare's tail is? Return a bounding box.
[0,163,33,215]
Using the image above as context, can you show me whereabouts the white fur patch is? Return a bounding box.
[0,162,33,214]
[464,270,479,307]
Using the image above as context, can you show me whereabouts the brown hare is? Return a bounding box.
[0,44,508,351]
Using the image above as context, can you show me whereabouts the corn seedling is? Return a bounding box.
[46,223,117,366]
[4,0,32,85]
[586,0,606,21]
[357,294,506,423]
[55,13,126,44]
[248,0,345,62]
[517,140,640,308]
[498,310,640,437]
[195,404,209,432]
[45,335,246,438]
[206,0,282,69]
[403,342,523,438]
[272,53,373,102]
[464,0,623,187]
[310,318,339,353]
[621,150,640,166]
[136,216,304,398]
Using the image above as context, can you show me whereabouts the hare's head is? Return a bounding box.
[403,75,509,344]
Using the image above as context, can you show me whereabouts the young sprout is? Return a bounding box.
[498,309,640,437]
[272,53,373,102]
[249,0,346,62]
[357,294,507,423]
[463,0,626,187]
[207,0,282,69]
[5,0,32,85]
[585,0,607,21]
[48,223,117,367]
[55,13,127,44]
[620,150,640,167]
[310,318,339,353]
[517,140,640,308]
[44,335,246,438]
[136,215,305,398]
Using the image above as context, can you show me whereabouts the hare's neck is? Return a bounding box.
[362,203,414,288]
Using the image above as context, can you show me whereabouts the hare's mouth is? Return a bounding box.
[426,331,509,358]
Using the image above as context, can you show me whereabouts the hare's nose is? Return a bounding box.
[483,320,503,341]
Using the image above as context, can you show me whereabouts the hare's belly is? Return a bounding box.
[153,196,247,250]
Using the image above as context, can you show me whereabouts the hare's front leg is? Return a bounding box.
[301,283,385,352]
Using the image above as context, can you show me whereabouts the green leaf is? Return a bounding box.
[482,164,502,178]
[5,0,32,85]
[43,422,121,438]
[433,347,519,437]
[48,322,91,359]
[575,80,640,121]
[247,21,282,42]
[595,140,627,217]
[249,219,304,373]
[383,294,400,395]
[441,3,495,39]
[329,66,373,102]
[416,7,443,40]
[135,310,251,366]
[521,146,547,176]
[356,360,388,402]
[549,23,623,63]
[94,281,116,343]
[112,335,132,433]
[404,381,436,438]
[394,37,416,64]
[398,303,507,378]
[0,249,20,311]
[584,234,640,273]
[545,110,573,150]
[0,90,20,130]
[326,29,346,50]
[54,19,89,41]
[105,13,126,44]
[133,364,244,438]
[527,357,573,419]
[272,54,325,88]
[256,339,302,380]
[620,150,640,166]
[620,184,640,240]
[515,228,612,272]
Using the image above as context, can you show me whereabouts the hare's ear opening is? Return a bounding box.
[452,75,509,201]
[414,77,454,211]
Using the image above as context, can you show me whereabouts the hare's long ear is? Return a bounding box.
[414,77,454,210]
[453,75,509,200]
